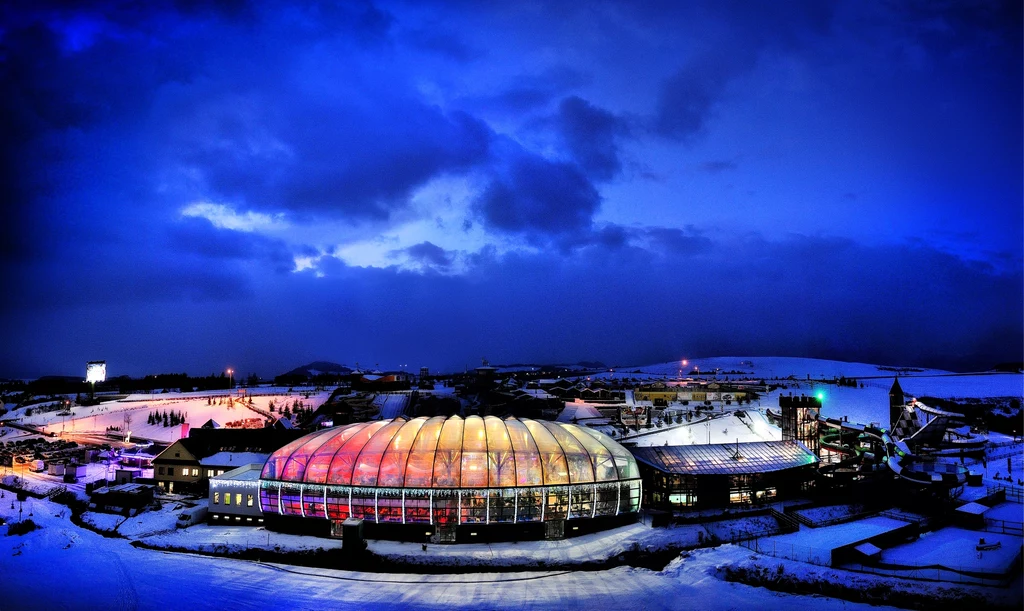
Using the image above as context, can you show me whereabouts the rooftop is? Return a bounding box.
[631,440,818,476]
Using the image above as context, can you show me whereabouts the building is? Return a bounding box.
[201,451,270,479]
[259,415,642,543]
[633,440,818,510]
[153,427,304,493]
[209,464,265,525]
[89,483,155,515]
[780,394,821,456]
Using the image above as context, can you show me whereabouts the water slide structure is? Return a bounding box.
[818,410,972,487]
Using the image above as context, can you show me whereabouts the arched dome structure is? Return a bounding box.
[258,415,641,538]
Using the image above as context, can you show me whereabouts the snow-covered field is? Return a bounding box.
[0,387,333,443]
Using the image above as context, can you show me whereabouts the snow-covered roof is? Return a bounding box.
[199,451,269,468]
[631,440,818,476]
[556,403,608,422]
[211,463,264,482]
[955,502,990,516]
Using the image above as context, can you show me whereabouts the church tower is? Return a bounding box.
[888,377,905,430]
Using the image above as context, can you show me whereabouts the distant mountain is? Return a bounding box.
[280,361,353,378]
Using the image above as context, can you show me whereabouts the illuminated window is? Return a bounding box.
[207,469,214,477]
[213,492,220,504]
[247,494,254,507]
[192,468,199,477]
[235,493,242,506]
[225,493,231,506]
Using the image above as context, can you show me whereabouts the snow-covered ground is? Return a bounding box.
[5,494,1017,610]
[0,388,333,443]
[880,526,1022,575]
[626,411,781,447]
[373,393,411,420]
[758,516,910,560]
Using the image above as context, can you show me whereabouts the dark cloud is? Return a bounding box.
[652,1,834,141]
[557,96,625,181]
[889,0,1022,65]
[654,53,745,141]
[399,241,455,270]
[474,149,600,235]
[464,66,590,114]
[167,218,295,273]
[173,98,492,220]
[555,224,712,257]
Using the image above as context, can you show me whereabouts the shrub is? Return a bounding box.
[7,519,39,536]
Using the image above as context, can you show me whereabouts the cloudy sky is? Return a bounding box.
[1,0,1021,378]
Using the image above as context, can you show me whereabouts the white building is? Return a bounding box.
[209,463,264,525]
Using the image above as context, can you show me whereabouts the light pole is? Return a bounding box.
[227,368,234,390]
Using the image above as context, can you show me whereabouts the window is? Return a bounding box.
[158,467,165,475]
[191,468,199,477]
[246,494,254,507]
[225,493,231,506]
[167,467,175,477]
[235,493,241,506]
[213,492,220,504]
[217,470,225,476]
[207,469,214,477]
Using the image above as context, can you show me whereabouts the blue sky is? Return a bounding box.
[1,0,1021,377]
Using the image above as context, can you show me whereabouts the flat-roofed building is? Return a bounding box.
[209,463,264,525]
[633,440,818,510]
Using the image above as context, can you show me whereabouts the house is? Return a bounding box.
[153,427,303,494]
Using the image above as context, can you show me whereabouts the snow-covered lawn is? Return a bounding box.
[880,526,1022,575]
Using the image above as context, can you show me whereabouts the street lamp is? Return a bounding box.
[227,368,234,389]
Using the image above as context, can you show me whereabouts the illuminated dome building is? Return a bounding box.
[259,415,641,542]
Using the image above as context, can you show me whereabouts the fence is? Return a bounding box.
[986,484,1023,504]
[737,537,832,567]
[982,518,1023,536]
[841,560,1015,587]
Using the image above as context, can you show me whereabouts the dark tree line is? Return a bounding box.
[147,409,188,427]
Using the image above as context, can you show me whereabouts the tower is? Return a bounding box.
[780,394,821,457]
[888,377,905,430]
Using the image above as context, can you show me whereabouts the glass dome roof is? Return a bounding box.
[261,415,639,488]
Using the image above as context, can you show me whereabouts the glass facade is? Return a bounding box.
[259,415,642,526]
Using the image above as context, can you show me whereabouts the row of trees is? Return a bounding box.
[267,399,313,423]
[147,409,187,427]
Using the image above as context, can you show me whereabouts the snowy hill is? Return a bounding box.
[628,356,951,380]
[605,356,1022,427]
[280,361,353,378]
